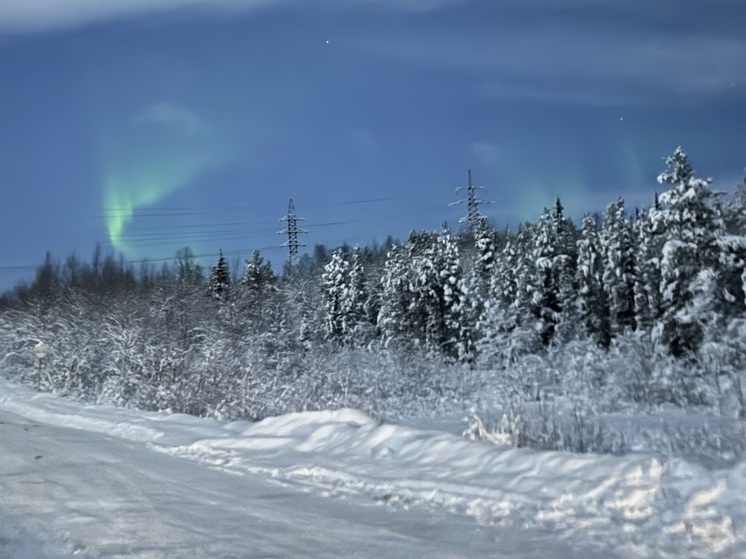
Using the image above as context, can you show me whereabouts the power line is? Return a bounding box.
[99,196,403,218]
[111,221,355,250]
[0,192,433,284]
[341,197,397,205]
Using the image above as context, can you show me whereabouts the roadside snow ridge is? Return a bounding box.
[161,408,746,557]
[1,379,744,558]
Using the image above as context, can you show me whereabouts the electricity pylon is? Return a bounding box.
[278,198,307,266]
[449,169,492,232]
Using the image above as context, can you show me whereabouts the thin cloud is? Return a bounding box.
[136,103,204,136]
[470,142,507,169]
[0,0,462,32]
[350,0,468,11]
[353,4,746,105]
[476,80,652,108]
[0,0,275,32]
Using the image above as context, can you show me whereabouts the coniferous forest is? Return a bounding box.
[2,147,746,462]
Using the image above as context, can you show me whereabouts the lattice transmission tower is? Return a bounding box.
[449,169,492,232]
[278,198,307,266]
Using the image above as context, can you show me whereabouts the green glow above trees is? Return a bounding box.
[104,167,196,253]
[101,118,231,254]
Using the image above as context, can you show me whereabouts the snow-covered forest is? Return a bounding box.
[2,146,745,462]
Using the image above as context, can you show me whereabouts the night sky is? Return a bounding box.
[1,0,745,289]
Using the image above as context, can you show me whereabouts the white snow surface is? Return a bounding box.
[1,378,745,558]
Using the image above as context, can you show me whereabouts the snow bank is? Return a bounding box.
[1,378,745,558]
[171,409,746,557]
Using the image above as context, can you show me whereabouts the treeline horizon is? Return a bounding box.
[0,237,401,306]
[3,146,745,358]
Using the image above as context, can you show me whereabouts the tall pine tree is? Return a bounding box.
[601,198,636,338]
[241,250,276,293]
[321,249,351,344]
[208,250,231,300]
[576,213,609,345]
[632,209,663,333]
[654,147,724,355]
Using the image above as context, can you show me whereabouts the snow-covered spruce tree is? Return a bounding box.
[344,246,373,345]
[234,250,284,352]
[436,229,473,361]
[552,198,576,257]
[377,244,413,351]
[529,209,559,346]
[241,249,276,293]
[529,203,577,346]
[717,235,746,319]
[575,213,610,346]
[403,230,440,350]
[718,175,746,318]
[502,223,537,319]
[380,230,472,360]
[470,225,497,315]
[476,226,542,365]
[207,250,231,300]
[321,249,351,345]
[633,208,663,333]
[601,198,636,338]
[469,224,500,358]
[654,146,725,356]
[725,174,746,235]
[491,234,518,309]
[409,231,449,356]
[551,198,580,343]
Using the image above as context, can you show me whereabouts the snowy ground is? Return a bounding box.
[1,378,745,558]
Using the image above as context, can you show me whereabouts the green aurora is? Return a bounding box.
[104,168,199,254]
[101,114,232,255]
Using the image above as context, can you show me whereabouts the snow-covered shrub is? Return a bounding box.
[606,332,714,407]
[696,319,746,419]
[475,300,542,369]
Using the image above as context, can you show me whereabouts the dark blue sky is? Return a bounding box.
[1,0,745,288]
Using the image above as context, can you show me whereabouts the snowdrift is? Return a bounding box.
[1,378,745,558]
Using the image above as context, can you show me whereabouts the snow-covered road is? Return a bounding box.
[0,378,743,558]
[2,408,565,559]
